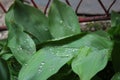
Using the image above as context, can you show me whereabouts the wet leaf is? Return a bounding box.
[6,22,36,65]
[6,0,52,44]
[69,33,113,80]
[72,47,110,80]
[18,47,79,80]
[49,0,81,39]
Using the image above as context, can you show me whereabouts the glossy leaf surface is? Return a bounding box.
[6,0,52,44]
[72,47,109,80]
[19,32,113,80]
[69,33,113,80]
[64,32,112,50]
[18,47,79,80]
[49,0,81,39]
[6,22,36,65]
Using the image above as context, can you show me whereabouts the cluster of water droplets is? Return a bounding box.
[38,62,45,73]
[42,25,48,31]
[23,38,35,54]
[59,20,75,32]
[49,47,78,58]
[17,46,23,51]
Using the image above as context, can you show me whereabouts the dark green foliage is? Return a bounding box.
[109,12,120,73]
[0,0,120,80]
[0,59,10,80]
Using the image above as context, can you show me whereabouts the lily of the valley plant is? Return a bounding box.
[0,0,120,80]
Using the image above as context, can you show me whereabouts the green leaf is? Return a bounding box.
[18,47,79,80]
[48,0,81,39]
[1,53,13,61]
[64,32,113,50]
[111,72,120,80]
[0,59,9,80]
[6,0,52,44]
[68,33,113,80]
[72,47,109,80]
[7,22,36,65]
[18,32,112,80]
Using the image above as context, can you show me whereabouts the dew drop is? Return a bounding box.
[38,65,43,73]
[64,54,69,57]
[24,64,28,66]
[19,47,22,50]
[38,69,42,73]
[60,20,63,24]
[41,62,45,65]
[17,46,22,51]
[39,65,43,68]
[44,28,48,31]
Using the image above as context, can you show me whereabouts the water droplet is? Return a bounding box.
[17,46,22,51]
[24,64,28,66]
[38,65,43,73]
[60,20,63,24]
[38,69,42,73]
[39,65,43,68]
[41,62,45,65]
[64,55,69,57]
[19,47,22,50]
[44,28,48,31]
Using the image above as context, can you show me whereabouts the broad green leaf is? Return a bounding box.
[66,32,113,80]
[18,47,79,80]
[111,72,120,80]
[72,47,109,80]
[49,0,81,39]
[18,32,113,80]
[64,32,113,50]
[7,22,36,65]
[6,0,52,44]
[0,59,9,80]
[94,30,110,40]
